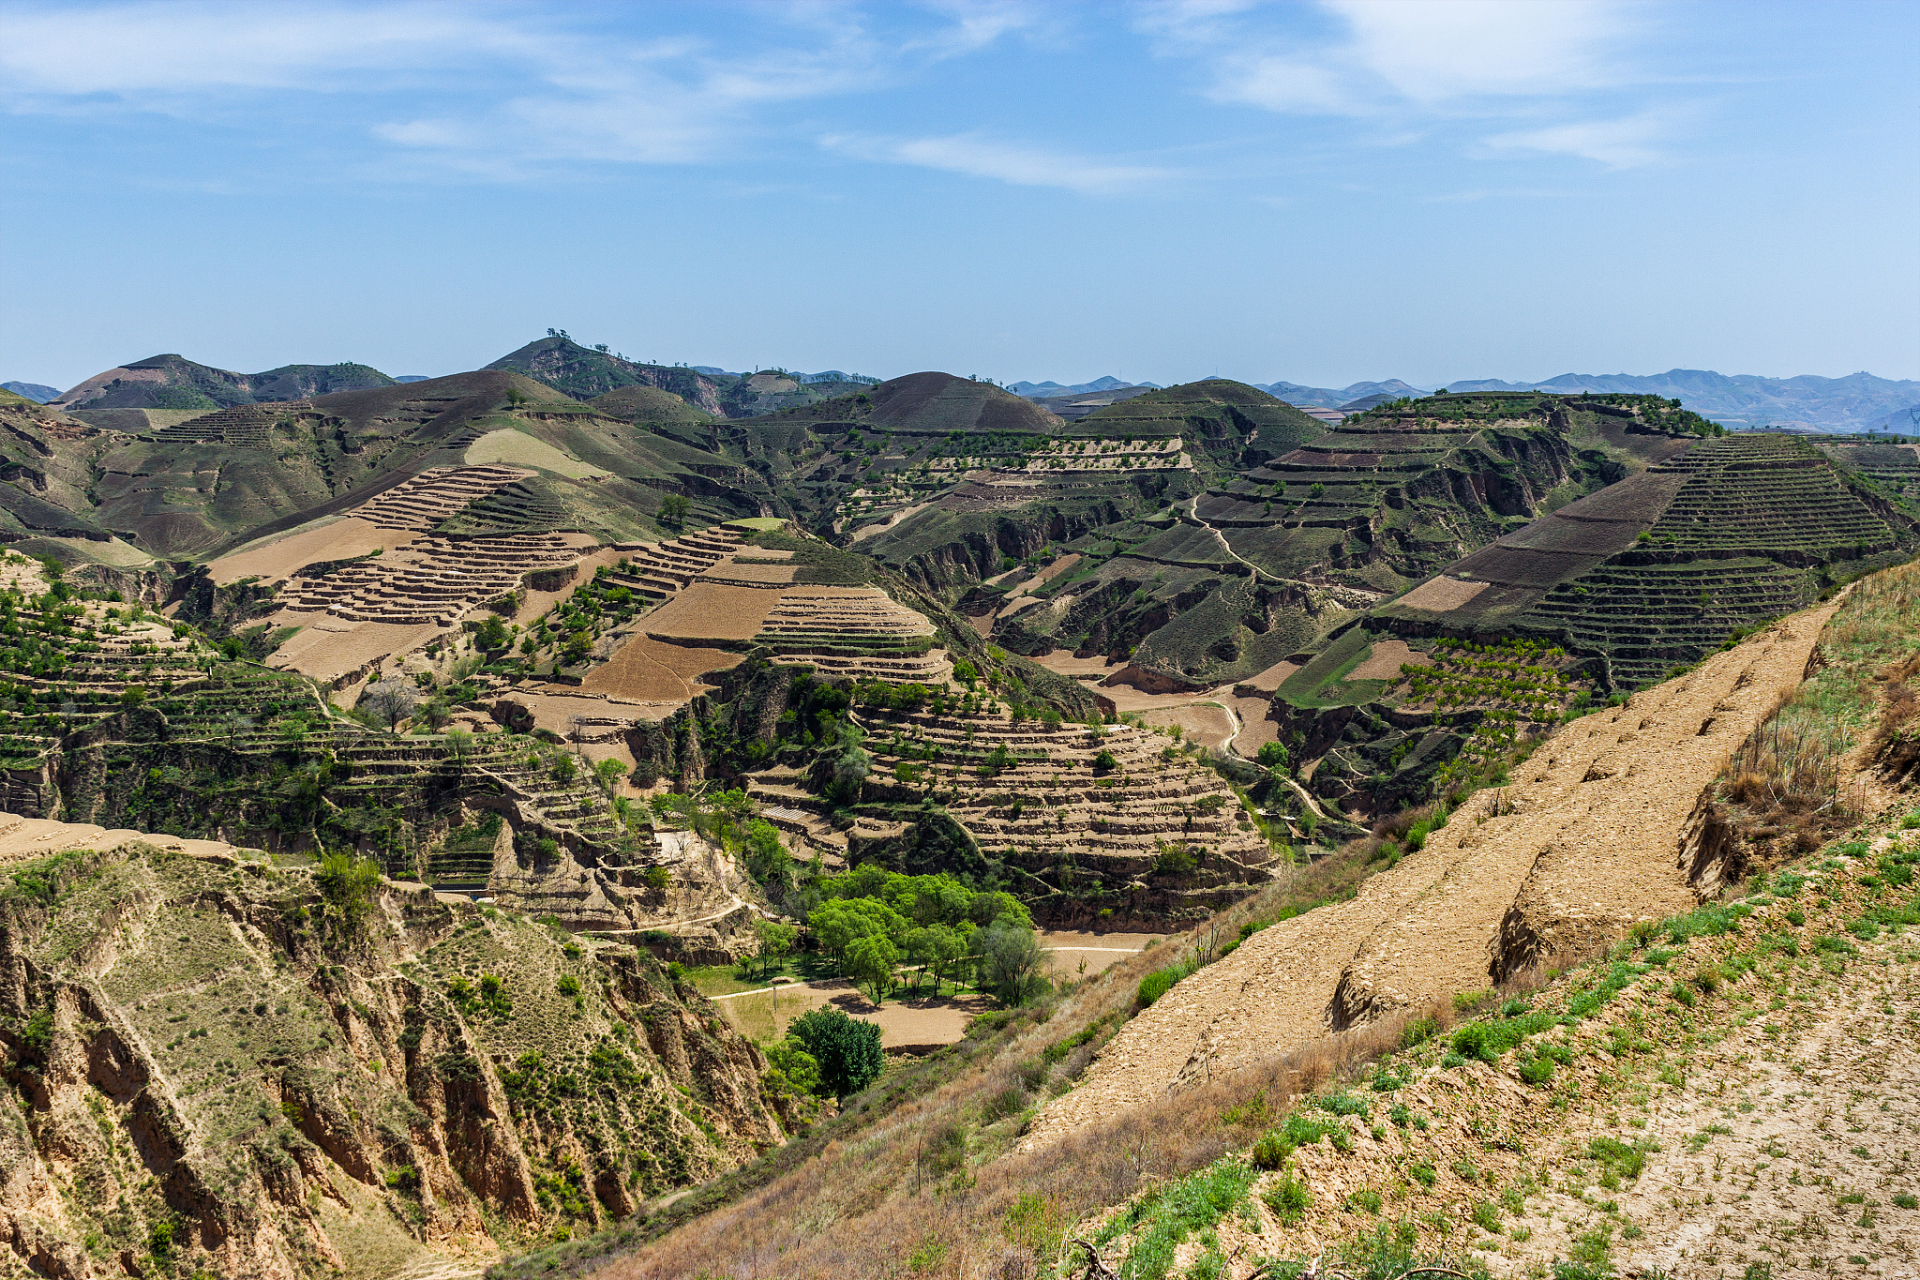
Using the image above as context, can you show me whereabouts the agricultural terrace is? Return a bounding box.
[827,427,1189,536]
[1393,636,1585,720]
[857,700,1278,924]
[0,553,658,919]
[754,587,951,683]
[1513,435,1914,685]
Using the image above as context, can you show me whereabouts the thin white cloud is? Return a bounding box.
[1331,0,1625,104]
[0,2,516,95]
[0,1,1034,177]
[1144,0,1677,168]
[1482,114,1669,168]
[826,134,1174,195]
[1198,0,1634,116]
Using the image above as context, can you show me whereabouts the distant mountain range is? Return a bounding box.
[1256,370,1919,433]
[1,381,59,403]
[1009,376,1164,397]
[11,354,1915,433]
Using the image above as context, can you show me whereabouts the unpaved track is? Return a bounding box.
[1026,597,1843,1147]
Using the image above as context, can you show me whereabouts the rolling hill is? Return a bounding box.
[487,335,878,420]
[50,353,396,413]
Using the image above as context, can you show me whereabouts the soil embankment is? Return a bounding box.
[1027,596,1843,1146]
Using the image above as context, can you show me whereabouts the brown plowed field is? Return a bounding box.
[641,583,779,642]
[0,814,241,866]
[579,635,743,701]
[1025,595,1844,1148]
[1347,637,1430,681]
[209,517,410,586]
[1224,693,1280,756]
[1240,659,1300,692]
[1392,575,1489,613]
[267,619,441,682]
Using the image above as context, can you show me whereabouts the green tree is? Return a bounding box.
[845,933,899,1006]
[658,493,692,527]
[808,897,906,974]
[754,919,797,980]
[977,921,1047,1007]
[763,1038,821,1095]
[789,1007,883,1099]
[906,923,964,995]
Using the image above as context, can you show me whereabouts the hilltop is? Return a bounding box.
[51,354,396,414]
[488,336,877,420]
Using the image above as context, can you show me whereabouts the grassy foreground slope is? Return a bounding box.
[503,553,1919,1280]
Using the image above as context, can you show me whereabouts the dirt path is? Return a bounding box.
[1183,494,1273,582]
[1025,597,1845,1148]
[1274,773,1331,821]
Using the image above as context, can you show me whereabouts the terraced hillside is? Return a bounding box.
[847,708,1276,926]
[1816,434,1920,501]
[0,550,769,948]
[1379,433,1920,685]
[54,370,784,560]
[945,391,1700,692]
[1252,433,1920,818]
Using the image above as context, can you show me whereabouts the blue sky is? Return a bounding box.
[3,0,1915,392]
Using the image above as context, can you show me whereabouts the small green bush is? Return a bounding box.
[1264,1170,1310,1224]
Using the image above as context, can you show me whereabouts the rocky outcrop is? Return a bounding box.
[0,838,785,1279]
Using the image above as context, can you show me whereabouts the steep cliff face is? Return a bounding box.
[0,840,784,1279]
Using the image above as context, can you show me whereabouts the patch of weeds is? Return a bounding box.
[1099,1160,1257,1280]
[1589,1136,1656,1182]
[1346,1189,1383,1215]
[1410,1162,1437,1188]
[1264,1169,1311,1225]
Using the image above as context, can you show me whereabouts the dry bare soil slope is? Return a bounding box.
[1028,595,1841,1144]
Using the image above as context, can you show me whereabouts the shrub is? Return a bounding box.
[1251,1132,1291,1170]
[789,1006,884,1100]
[315,853,380,930]
[1519,1054,1556,1085]
[1264,1170,1310,1224]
